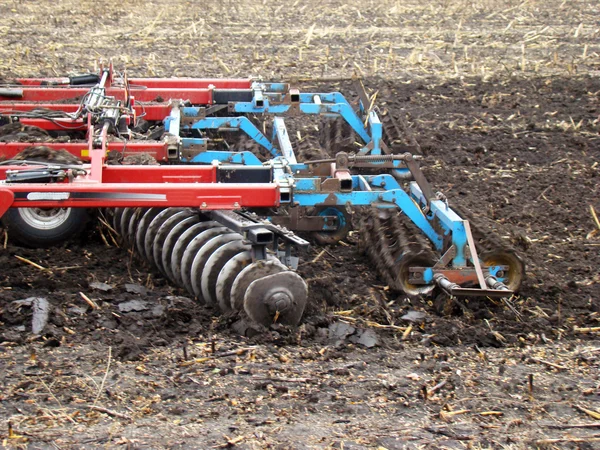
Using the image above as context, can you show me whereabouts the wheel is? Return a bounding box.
[480,250,525,292]
[309,206,352,245]
[1,207,89,248]
[1,146,88,247]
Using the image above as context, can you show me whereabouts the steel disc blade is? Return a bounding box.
[244,271,308,326]
[180,227,229,297]
[170,221,220,288]
[127,208,145,250]
[190,233,242,303]
[215,251,253,312]
[144,208,182,266]
[112,208,124,236]
[152,210,196,277]
[230,259,286,313]
[202,240,250,310]
[162,215,201,283]
[135,208,163,257]
[119,207,138,246]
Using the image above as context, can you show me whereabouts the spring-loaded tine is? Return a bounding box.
[170,221,221,288]
[190,233,242,303]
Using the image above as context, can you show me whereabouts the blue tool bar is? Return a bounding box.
[229,99,372,144]
[183,116,280,158]
[180,148,263,166]
[272,117,296,164]
[166,103,181,137]
[409,183,469,267]
[292,174,442,250]
[364,111,382,155]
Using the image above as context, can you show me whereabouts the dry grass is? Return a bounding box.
[0,0,598,80]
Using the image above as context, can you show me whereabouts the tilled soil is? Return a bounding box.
[1,0,600,448]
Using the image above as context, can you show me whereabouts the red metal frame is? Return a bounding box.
[0,102,173,122]
[0,142,172,162]
[1,87,215,104]
[0,72,280,217]
[14,78,252,89]
[0,163,280,218]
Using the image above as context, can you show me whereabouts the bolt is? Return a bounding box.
[267,292,292,312]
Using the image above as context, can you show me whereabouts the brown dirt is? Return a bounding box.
[0,0,599,449]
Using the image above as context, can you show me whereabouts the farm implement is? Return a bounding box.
[0,65,525,327]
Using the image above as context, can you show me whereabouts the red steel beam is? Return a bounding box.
[0,102,173,121]
[0,182,279,210]
[0,87,214,104]
[0,164,217,183]
[15,78,252,89]
[0,142,171,162]
[16,118,87,131]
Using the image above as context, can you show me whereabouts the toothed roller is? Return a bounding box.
[190,233,243,302]
[161,215,202,283]
[143,209,183,267]
[152,210,197,277]
[180,226,230,296]
[170,221,221,287]
[201,240,250,309]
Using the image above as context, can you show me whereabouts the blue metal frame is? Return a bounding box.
[157,86,505,288]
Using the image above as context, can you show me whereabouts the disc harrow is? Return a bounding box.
[0,66,527,329]
[106,207,309,327]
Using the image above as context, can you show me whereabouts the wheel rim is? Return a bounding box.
[18,208,72,230]
[319,207,347,230]
[481,251,525,291]
[311,206,350,245]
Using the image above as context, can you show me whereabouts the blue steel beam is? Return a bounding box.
[231,99,372,144]
[183,116,281,158]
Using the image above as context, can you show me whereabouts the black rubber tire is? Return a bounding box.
[1,207,90,248]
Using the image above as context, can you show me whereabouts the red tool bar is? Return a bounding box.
[101,165,217,183]
[0,103,79,113]
[0,142,171,161]
[15,78,252,89]
[0,87,213,104]
[17,118,87,131]
[0,164,217,183]
[0,102,173,121]
[128,78,251,89]
[0,183,280,209]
